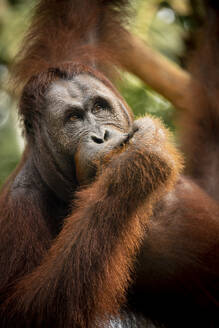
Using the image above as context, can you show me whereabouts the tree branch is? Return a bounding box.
[117,33,202,111]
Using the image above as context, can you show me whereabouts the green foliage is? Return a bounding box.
[0,0,34,64]
[0,91,20,186]
[119,73,175,130]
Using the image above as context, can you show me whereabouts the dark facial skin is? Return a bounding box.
[43,74,134,184]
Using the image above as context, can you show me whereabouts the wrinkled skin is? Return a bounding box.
[44,74,135,184]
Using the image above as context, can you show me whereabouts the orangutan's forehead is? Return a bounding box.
[47,74,116,105]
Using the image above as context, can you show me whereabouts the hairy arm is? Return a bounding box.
[2,118,182,328]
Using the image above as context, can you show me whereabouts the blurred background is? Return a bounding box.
[0,0,197,187]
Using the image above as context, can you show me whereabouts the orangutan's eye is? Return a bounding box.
[65,107,84,123]
[69,114,78,121]
[92,97,111,114]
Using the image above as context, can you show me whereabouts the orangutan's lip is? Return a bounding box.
[126,129,135,142]
[118,128,135,147]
